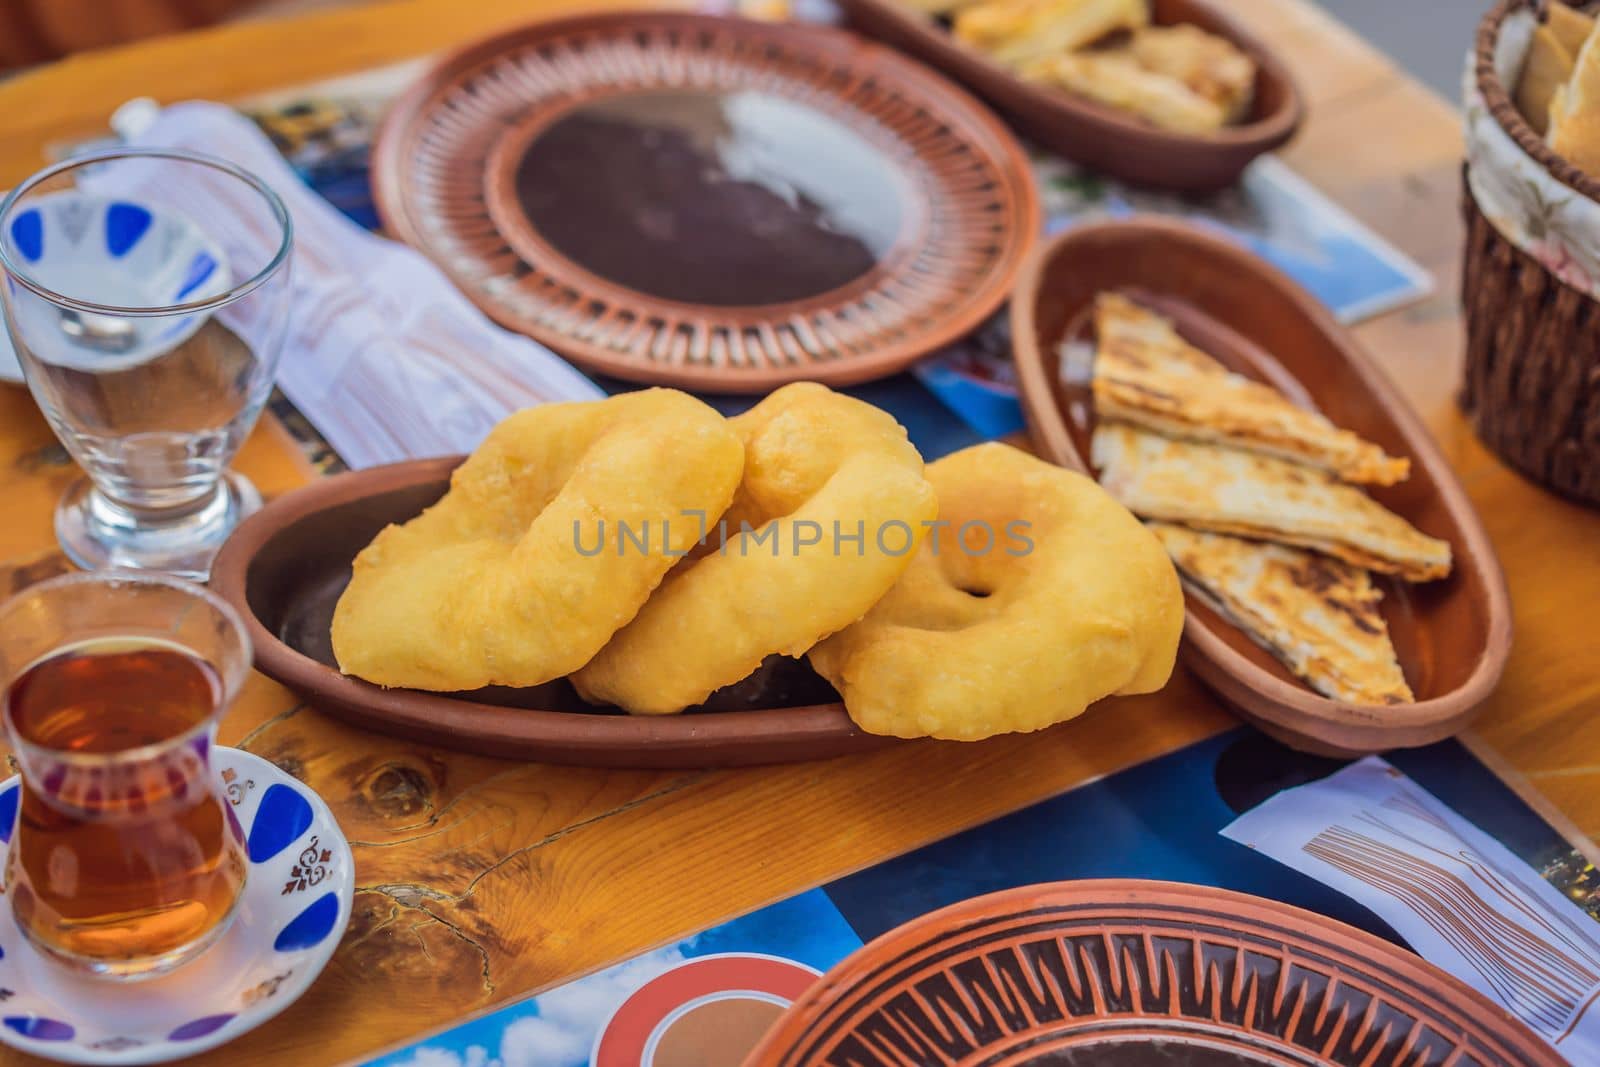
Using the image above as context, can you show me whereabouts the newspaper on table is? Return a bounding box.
[91,101,602,471]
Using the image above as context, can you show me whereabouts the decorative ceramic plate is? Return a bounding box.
[0,748,353,1065]
[372,12,1039,392]
[743,880,1561,1066]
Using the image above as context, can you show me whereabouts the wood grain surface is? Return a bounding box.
[0,1,1596,1064]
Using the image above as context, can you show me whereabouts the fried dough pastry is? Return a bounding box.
[574,383,938,715]
[809,443,1183,741]
[330,390,744,691]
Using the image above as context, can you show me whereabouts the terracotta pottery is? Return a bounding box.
[371,12,1039,392]
[1009,218,1512,757]
[836,0,1303,192]
[743,880,1562,1067]
[208,458,899,768]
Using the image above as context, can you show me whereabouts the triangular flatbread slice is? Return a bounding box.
[1517,25,1576,135]
[1547,2,1597,58]
[891,0,985,15]
[1021,51,1228,134]
[1550,13,1600,172]
[1150,522,1414,705]
[1090,293,1410,486]
[1092,422,1452,582]
[1130,24,1257,122]
[954,0,1147,69]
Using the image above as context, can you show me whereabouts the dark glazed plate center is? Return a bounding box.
[514,89,909,306]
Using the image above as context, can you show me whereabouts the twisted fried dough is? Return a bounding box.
[808,443,1183,740]
[331,389,744,691]
[574,383,938,715]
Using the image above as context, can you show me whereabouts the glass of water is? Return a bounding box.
[0,148,292,579]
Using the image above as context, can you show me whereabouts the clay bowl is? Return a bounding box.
[836,0,1303,192]
[209,458,896,768]
[744,880,1561,1066]
[372,12,1038,392]
[1010,218,1512,757]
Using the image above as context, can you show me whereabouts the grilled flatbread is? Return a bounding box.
[1547,2,1597,59]
[1150,522,1413,705]
[1517,25,1576,135]
[890,0,986,16]
[1092,422,1452,581]
[1090,294,1410,486]
[1549,13,1600,173]
[954,0,1147,69]
[1021,51,1228,134]
[1129,24,1256,122]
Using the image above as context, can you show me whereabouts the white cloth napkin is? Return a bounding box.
[1225,757,1600,1063]
[96,100,602,470]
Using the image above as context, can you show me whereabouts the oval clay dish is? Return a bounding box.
[743,880,1561,1066]
[1010,219,1511,758]
[836,0,1303,192]
[208,459,896,768]
[371,12,1039,392]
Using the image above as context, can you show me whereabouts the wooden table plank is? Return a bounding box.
[0,0,689,186]
[0,1,1597,1064]
[280,684,1235,1065]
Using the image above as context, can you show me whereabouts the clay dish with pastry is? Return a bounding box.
[835,0,1303,190]
[1010,217,1511,756]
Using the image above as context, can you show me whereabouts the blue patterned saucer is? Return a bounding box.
[0,748,352,1064]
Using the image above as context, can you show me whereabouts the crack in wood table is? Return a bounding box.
[0,0,1597,1063]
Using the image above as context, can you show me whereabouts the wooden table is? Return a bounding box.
[0,1,1597,1063]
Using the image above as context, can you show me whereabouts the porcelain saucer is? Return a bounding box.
[0,747,353,1064]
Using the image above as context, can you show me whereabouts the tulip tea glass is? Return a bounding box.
[0,148,293,580]
[0,572,251,979]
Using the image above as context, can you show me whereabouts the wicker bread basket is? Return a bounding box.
[1465,0,1600,505]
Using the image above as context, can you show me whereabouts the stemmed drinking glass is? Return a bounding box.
[0,148,293,579]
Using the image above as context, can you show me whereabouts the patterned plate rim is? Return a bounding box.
[371,12,1040,392]
[743,879,1564,1066]
[0,747,354,1065]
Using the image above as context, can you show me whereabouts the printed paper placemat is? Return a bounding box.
[365,729,1597,1067]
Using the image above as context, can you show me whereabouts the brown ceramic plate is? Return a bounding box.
[1010,218,1511,757]
[743,880,1560,1066]
[371,12,1039,392]
[836,0,1303,192]
[208,458,898,768]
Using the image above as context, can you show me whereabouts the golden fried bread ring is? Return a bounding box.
[574,382,938,715]
[809,443,1183,740]
[331,389,743,691]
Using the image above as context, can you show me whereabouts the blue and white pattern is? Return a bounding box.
[0,192,230,380]
[0,747,353,1065]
